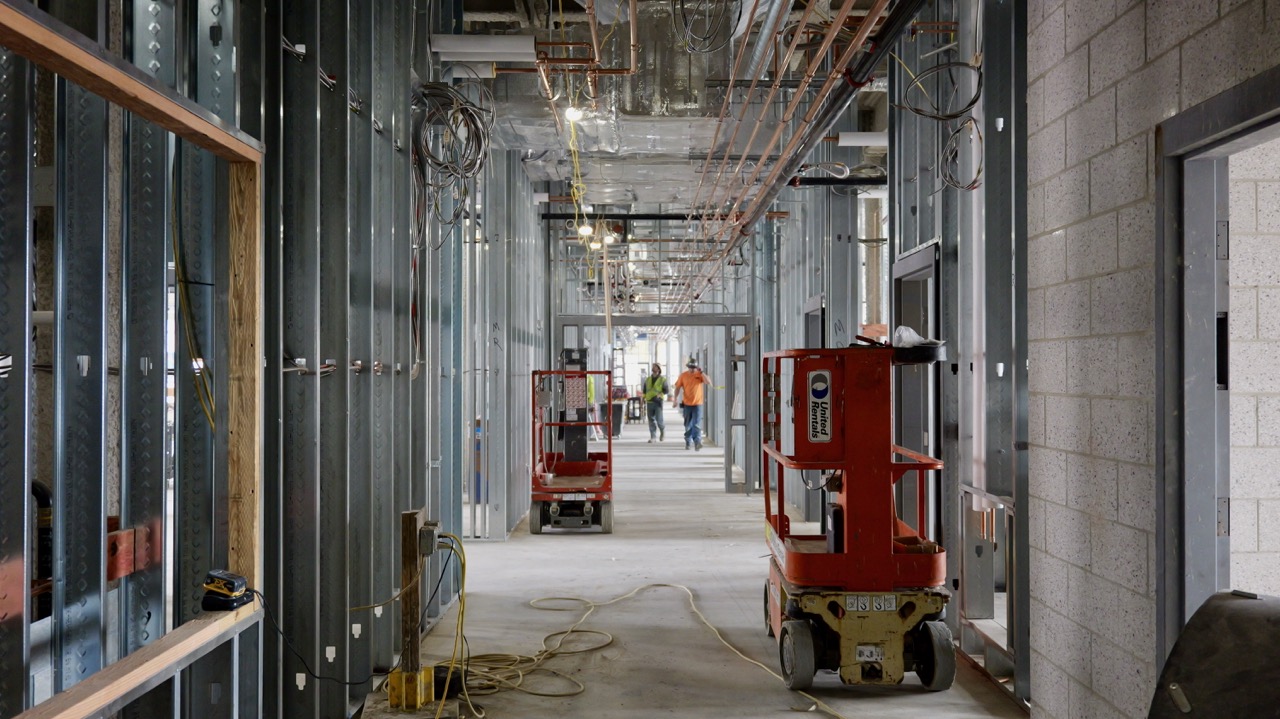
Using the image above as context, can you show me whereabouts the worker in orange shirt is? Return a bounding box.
[672,357,712,450]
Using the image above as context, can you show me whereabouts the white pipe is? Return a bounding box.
[837,131,889,147]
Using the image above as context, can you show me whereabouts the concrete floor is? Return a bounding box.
[417,410,1027,719]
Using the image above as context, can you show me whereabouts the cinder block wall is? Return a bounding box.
[1026,2,1280,718]
[1228,137,1280,596]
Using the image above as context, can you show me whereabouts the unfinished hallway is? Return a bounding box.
[400,423,1026,719]
[4,0,1280,718]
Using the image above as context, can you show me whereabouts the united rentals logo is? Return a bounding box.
[808,370,832,442]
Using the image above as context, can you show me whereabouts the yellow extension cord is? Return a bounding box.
[422,534,850,719]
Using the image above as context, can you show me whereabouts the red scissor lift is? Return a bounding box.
[531,369,614,534]
[762,343,954,691]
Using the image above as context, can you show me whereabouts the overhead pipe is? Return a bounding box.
[494,0,639,101]
[685,0,768,212]
[694,0,869,218]
[786,176,887,187]
[705,0,889,223]
[735,0,927,233]
[675,0,925,311]
[687,0,825,212]
[741,0,793,81]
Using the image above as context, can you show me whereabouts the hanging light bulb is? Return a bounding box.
[578,223,594,236]
[588,239,603,250]
[565,106,584,122]
[604,233,617,244]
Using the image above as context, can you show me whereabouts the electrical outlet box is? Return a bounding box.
[418,521,439,556]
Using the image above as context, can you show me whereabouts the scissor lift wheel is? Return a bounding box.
[529,501,546,535]
[913,621,956,691]
[599,501,614,534]
[779,620,817,690]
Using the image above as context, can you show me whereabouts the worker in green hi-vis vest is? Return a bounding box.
[642,363,671,443]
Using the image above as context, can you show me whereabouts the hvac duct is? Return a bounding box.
[741,0,791,80]
[432,34,536,63]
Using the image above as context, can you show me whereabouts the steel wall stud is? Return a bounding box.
[52,74,110,694]
[345,0,376,701]
[121,2,177,698]
[278,0,322,714]
[369,0,396,671]
[0,44,34,719]
[318,0,352,709]
[256,0,287,712]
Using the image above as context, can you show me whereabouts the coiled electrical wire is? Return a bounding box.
[672,0,740,54]
[411,81,495,233]
[895,60,983,122]
[940,116,984,191]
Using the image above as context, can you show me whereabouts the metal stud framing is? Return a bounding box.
[52,73,110,695]
[0,0,548,714]
[317,0,351,710]
[0,43,34,719]
[121,14,177,716]
[277,0,322,713]
[345,0,376,702]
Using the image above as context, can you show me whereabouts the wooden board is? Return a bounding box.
[0,2,262,163]
[0,4,268,714]
[227,161,263,590]
[16,607,262,719]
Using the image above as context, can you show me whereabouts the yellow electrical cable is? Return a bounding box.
[432,535,470,719]
[889,51,934,106]
[427,562,853,719]
[169,161,216,431]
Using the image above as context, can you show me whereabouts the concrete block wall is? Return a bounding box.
[1026,1,1280,717]
[1228,136,1280,596]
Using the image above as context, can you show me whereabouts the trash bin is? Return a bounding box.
[601,403,624,438]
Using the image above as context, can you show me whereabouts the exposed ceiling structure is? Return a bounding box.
[455,0,902,315]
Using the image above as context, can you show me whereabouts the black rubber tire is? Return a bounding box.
[779,620,816,690]
[764,582,775,637]
[600,501,614,534]
[529,501,544,535]
[916,620,956,691]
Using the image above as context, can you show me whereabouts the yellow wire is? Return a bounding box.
[169,160,216,431]
[889,51,933,106]
[427,566,853,719]
[432,535,470,719]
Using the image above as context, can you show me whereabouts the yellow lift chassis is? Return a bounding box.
[767,566,953,689]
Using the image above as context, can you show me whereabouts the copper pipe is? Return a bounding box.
[764,211,789,219]
[537,41,593,48]
[686,0,802,215]
[694,0,843,219]
[537,62,564,134]
[716,4,887,235]
[683,0,766,214]
[694,0,858,246]
[677,3,889,312]
[585,0,602,102]
[541,56,599,66]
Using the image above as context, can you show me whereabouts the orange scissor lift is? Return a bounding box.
[762,342,954,691]
[531,369,614,534]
